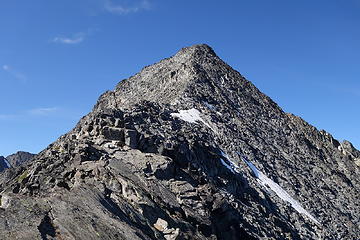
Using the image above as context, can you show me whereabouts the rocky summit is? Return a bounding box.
[0,44,359,240]
[0,151,35,173]
[6,151,35,168]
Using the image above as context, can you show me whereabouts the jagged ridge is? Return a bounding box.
[0,44,359,240]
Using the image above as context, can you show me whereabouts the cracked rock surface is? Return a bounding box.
[0,44,359,239]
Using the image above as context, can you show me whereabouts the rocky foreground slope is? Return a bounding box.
[0,44,359,240]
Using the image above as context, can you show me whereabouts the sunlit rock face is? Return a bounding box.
[0,44,359,240]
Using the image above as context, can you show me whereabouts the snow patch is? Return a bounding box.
[240,155,319,224]
[171,108,212,129]
[203,102,215,111]
[203,101,222,116]
[220,151,240,174]
[4,159,11,168]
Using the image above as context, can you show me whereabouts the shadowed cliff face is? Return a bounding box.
[0,156,10,172]
[0,44,359,240]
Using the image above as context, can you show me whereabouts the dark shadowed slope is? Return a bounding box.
[0,156,11,172]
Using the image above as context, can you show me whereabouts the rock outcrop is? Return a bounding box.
[6,151,35,168]
[0,156,10,172]
[0,44,359,239]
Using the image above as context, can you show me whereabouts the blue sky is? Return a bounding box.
[0,0,359,156]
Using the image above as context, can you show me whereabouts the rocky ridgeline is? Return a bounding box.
[0,151,35,172]
[6,151,35,168]
[0,44,359,240]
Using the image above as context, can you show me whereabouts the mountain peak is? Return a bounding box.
[180,43,214,52]
[6,151,35,168]
[95,44,251,111]
[1,45,359,239]
[174,43,217,60]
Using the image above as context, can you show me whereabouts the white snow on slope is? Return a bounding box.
[4,159,11,168]
[171,108,212,129]
[240,156,319,224]
[203,102,215,111]
[203,101,222,116]
[220,151,240,174]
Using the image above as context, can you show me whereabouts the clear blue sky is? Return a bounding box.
[1,0,359,156]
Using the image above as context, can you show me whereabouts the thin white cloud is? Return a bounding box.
[52,32,86,44]
[2,65,27,83]
[326,83,360,97]
[28,107,58,116]
[104,0,150,15]
[0,114,16,120]
[0,107,67,121]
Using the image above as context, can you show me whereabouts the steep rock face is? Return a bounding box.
[0,44,359,240]
[6,151,35,168]
[0,156,10,172]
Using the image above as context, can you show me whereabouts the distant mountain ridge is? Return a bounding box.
[0,44,359,239]
[0,151,35,172]
[6,151,36,168]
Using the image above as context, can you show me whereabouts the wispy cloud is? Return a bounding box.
[326,83,360,97]
[104,0,150,15]
[52,27,99,45]
[0,114,16,120]
[2,65,27,83]
[28,107,58,116]
[52,32,86,44]
[0,107,58,121]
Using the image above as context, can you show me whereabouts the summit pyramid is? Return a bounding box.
[0,44,359,240]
